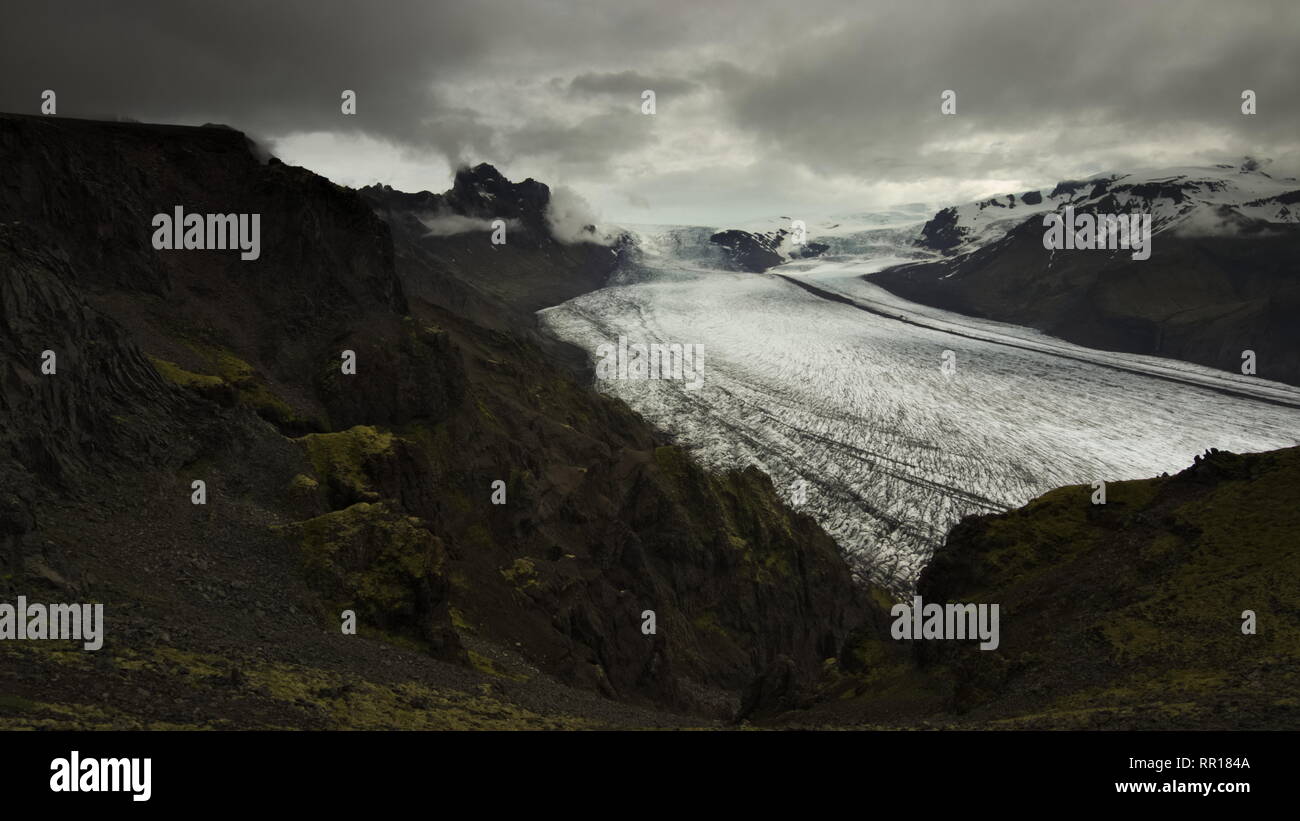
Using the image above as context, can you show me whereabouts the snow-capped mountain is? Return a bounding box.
[621,205,937,273]
[916,159,1300,256]
[870,159,1300,386]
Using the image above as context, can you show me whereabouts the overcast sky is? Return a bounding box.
[3,0,1298,225]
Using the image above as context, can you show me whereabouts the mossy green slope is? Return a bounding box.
[791,447,1300,729]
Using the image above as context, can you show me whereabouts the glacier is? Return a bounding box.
[539,223,1300,590]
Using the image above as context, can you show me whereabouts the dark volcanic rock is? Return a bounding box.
[710,229,784,272]
[708,228,826,273]
[0,222,189,490]
[915,206,965,253]
[0,113,867,724]
[447,163,551,229]
[360,169,629,343]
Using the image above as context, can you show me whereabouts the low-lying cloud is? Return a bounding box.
[545,186,618,245]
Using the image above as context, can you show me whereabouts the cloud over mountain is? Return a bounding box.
[3,0,1297,223]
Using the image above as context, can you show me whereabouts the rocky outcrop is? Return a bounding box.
[915,206,964,253]
[709,228,828,273]
[360,168,630,343]
[710,229,785,272]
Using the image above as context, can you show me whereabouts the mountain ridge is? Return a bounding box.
[869,161,1300,385]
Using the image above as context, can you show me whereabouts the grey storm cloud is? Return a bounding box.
[2,0,1297,223]
[712,0,1300,182]
[0,0,502,157]
[503,110,658,167]
[568,70,698,98]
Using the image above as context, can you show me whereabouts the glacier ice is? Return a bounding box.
[540,226,1300,590]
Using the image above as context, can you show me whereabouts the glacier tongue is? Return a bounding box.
[539,231,1300,590]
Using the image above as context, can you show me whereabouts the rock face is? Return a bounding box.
[0,222,191,600]
[879,163,1300,385]
[363,163,551,244]
[709,228,828,273]
[710,229,785,272]
[0,113,867,725]
[0,224,181,487]
[914,206,964,253]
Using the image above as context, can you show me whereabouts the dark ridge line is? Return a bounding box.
[772,273,1300,411]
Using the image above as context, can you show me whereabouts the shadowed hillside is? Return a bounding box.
[779,446,1300,729]
[0,113,869,726]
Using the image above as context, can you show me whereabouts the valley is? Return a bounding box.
[541,225,1300,589]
